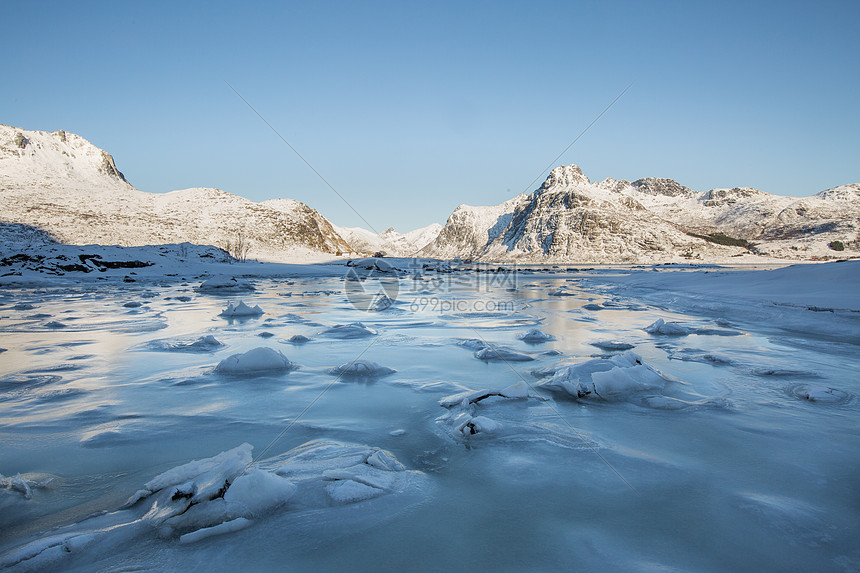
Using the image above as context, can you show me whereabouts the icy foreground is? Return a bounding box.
[0,260,858,571]
[0,442,426,570]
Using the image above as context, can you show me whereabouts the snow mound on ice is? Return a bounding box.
[590,340,635,351]
[219,301,264,317]
[146,335,224,353]
[198,276,254,293]
[538,351,668,400]
[517,328,555,343]
[644,318,742,337]
[790,384,851,404]
[474,346,534,362]
[321,322,377,339]
[456,338,488,351]
[215,347,295,374]
[272,440,422,506]
[328,360,395,378]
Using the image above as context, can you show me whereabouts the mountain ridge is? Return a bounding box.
[422,165,859,263]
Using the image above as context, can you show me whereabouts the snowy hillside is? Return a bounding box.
[332,223,442,257]
[423,164,859,263]
[0,124,351,262]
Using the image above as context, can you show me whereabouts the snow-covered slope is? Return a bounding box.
[0,124,351,262]
[332,223,442,257]
[423,165,859,263]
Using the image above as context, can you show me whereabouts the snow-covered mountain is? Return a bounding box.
[422,165,859,263]
[0,124,351,262]
[332,223,443,257]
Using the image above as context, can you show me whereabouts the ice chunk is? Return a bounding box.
[369,294,394,311]
[548,288,577,297]
[0,473,53,499]
[197,275,255,293]
[644,318,693,336]
[328,360,395,378]
[539,351,668,400]
[454,413,501,436]
[325,480,384,504]
[323,464,397,490]
[219,301,264,317]
[321,322,377,339]
[179,517,252,545]
[456,338,488,351]
[366,449,406,471]
[146,335,223,353]
[440,381,529,408]
[645,318,743,337]
[590,340,635,351]
[137,443,253,503]
[517,328,555,343]
[222,470,297,516]
[215,348,295,374]
[474,346,534,362]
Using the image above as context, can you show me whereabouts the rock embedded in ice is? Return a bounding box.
[219,301,264,317]
[197,275,255,293]
[582,303,603,311]
[215,347,295,374]
[328,360,395,378]
[44,320,67,329]
[288,334,310,343]
[791,384,850,404]
[517,328,556,343]
[590,340,635,351]
[539,351,669,400]
[474,346,534,362]
[123,301,143,308]
[321,322,377,339]
[452,413,501,436]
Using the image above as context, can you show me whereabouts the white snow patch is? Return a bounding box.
[215,348,295,374]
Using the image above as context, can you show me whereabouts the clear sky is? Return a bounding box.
[4,0,858,232]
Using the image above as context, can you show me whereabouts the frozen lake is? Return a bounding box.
[1,264,858,571]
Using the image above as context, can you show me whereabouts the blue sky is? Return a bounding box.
[5,0,859,232]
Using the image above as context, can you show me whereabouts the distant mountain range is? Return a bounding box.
[1,124,856,263]
[422,165,859,263]
[0,124,351,262]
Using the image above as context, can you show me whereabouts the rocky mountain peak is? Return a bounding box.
[539,164,590,191]
[631,177,695,198]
